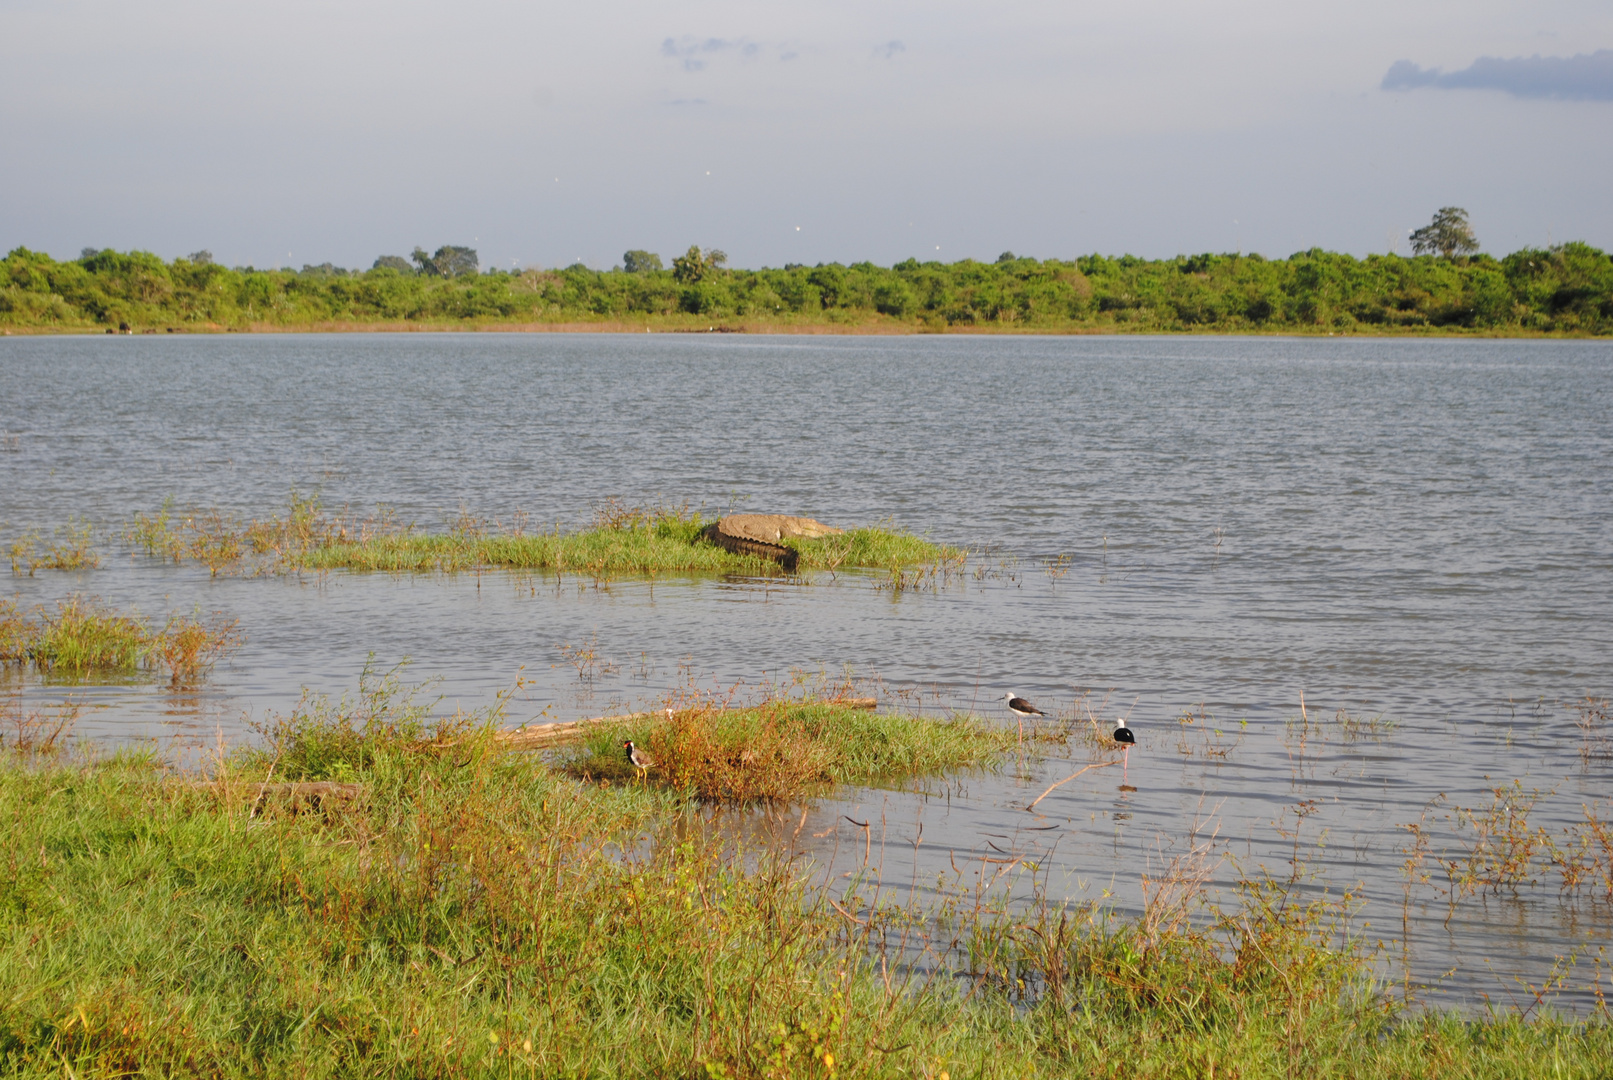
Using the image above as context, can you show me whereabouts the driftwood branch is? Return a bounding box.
[491,699,878,751]
[1024,760,1119,812]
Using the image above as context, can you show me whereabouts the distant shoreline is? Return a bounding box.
[6,244,1610,337]
[2,319,1602,339]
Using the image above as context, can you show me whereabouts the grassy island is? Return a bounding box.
[2,676,1610,1078]
[4,242,1611,336]
[122,497,956,578]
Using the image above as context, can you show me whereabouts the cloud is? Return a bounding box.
[877,40,905,60]
[1382,49,1613,101]
[660,36,760,72]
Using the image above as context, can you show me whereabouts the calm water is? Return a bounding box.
[3,331,1611,1009]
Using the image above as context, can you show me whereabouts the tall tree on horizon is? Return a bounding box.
[1409,207,1480,259]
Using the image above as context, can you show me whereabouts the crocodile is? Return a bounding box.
[699,514,845,571]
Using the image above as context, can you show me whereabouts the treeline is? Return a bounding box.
[3,243,1611,334]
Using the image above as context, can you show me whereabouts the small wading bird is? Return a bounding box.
[1001,692,1044,741]
[1112,716,1136,779]
[623,739,654,781]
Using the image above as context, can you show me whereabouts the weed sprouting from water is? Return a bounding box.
[1,695,78,757]
[1573,696,1612,766]
[6,517,100,574]
[1447,780,1554,897]
[1334,707,1399,741]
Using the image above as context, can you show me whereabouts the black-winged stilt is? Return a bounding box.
[1112,717,1135,778]
[623,739,654,781]
[1000,692,1044,719]
[1001,692,1044,742]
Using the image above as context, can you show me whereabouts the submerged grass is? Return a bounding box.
[0,595,242,680]
[2,673,1611,1077]
[120,494,958,577]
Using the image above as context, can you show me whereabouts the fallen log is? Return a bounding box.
[493,698,878,751]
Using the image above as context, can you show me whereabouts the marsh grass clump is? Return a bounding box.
[0,596,241,680]
[563,700,1017,801]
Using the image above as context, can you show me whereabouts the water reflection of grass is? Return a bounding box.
[122,494,955,577]
[4,674,1612,1076]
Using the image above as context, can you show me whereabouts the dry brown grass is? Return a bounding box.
[562,699,1016,803]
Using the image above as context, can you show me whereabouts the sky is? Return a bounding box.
[2,0,1610,270]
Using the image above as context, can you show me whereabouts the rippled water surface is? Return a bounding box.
[3,332,1611,1008]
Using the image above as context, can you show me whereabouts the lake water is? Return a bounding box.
[3,331,1611,1010]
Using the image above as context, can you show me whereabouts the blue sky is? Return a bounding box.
[2,0,1609,269]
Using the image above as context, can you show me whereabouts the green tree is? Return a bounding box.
[1409,207,1480,259]
[411,245,479,278]
[372,255,414,273]
[622,250,662,273]
[672,245,727,284]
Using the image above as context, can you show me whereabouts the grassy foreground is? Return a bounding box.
[124,496,954,577]
[2,677,1611,1077]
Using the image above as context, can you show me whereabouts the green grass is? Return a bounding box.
[2,675,1611,1077]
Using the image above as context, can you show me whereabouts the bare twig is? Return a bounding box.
[1024,760,1119,811]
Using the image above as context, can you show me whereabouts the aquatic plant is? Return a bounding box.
[0,596,241,680]
[5,517,99,574]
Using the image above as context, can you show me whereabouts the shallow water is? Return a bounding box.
[3,331,1611,1009]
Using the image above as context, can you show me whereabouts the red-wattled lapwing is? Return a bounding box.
[1001,692,1044,742]
[1112,716,1136,779]
[623,739,654,781]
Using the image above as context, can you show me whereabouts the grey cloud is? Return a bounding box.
[1382,49,1613,101]
[658,36,758,72]
[878,40,905,59]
